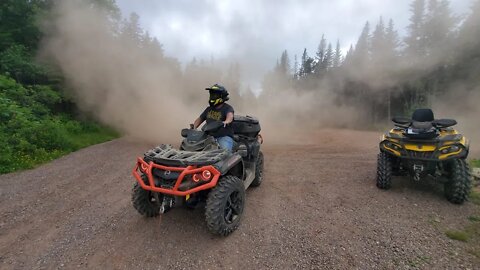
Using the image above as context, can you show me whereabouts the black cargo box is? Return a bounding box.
[232,115,261,137]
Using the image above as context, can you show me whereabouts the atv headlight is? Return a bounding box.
[384,141,401,150]
[440,145,461,154]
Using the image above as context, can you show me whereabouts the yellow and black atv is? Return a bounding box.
[377,108,472,204]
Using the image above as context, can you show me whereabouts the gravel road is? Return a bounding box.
[1,129,479,269]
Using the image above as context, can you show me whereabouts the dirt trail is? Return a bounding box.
[0,129,479,269]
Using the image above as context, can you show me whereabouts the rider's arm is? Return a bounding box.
[223,112,234,125]
[193,117,204,129]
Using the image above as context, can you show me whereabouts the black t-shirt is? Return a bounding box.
[200,103,234,138]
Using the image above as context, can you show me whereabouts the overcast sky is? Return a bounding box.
[116,0,474,89]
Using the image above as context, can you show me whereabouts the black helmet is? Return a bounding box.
[205,83,229,107]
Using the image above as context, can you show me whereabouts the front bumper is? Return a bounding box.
[132,157,221,196]
[380,140,468,161]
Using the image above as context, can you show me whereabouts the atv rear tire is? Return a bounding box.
[444,159,471,204]
[376,152,392,189]
[132,180,162,217]
[205,175,245,236]
[250,151,264,187]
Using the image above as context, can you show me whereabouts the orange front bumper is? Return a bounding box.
[132,157,221,196]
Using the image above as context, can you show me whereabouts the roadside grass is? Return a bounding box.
[445,230,469,242]
[468,215,480,222]
[1,121,119,174]
[469,159,480,205]
[444,215,480,258]
[471,190,480,206]
[407,255,431,268]
[435,159,480,259]
[66,124,119,151]
[470,159,480,168]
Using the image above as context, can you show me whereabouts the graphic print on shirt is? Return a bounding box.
[207,110,223,121]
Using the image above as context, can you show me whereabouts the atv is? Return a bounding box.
[132,115,264,236]
[376,108,472,204]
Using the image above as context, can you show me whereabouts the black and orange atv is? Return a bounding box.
[377,109,472,204]
[132,115,263,236]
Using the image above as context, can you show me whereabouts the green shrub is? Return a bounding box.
[0,75,118,174]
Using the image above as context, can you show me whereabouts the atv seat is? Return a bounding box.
[412,108,434,122]
[403,109,439,139]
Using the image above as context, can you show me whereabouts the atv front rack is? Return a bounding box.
[132,157,221,196]
[144,144,229,166]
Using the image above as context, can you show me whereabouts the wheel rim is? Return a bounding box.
[224,191,243,224]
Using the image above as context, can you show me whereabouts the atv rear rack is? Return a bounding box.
[133,157,221,196]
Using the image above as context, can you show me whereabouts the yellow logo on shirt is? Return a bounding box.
[207,110,222,121]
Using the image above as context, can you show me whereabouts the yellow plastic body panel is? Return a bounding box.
[404,144,436,152]
[381,128,468,160]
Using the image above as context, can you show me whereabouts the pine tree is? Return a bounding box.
[315,34,327,71]
[278,50,291,76]
[333,40,343,68]
[293,54,298,79]
[371,17,386,68]
[323,43,333,70]
[121,12,143,45]
[343,44,354,64]
[423,0,456,60]
[405,0,427,60]
[299,48,314,77]
[0,0,43,51]
[384,19,400,68]
[385,19,400,54]
[452,0,480,89]
[458,0,480,54]
[351,22,370,69]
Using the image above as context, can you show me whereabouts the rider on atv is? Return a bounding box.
[193,84,235,151]
[132,84,264,236]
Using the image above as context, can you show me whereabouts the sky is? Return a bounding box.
[115,0,474,89]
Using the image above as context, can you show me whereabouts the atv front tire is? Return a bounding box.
[250,151,264,187]
[376,152,392,189]
[132,180,162,217]
[444,159,471,204]
[205,175,245,236]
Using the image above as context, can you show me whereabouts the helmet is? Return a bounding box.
[205,83,229,107]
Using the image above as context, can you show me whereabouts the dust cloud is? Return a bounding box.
[41,1,349,145]
[42,1,203,144]
[432,86,480,156]
[42,1,479,151]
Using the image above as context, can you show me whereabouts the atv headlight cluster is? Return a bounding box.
[384,141,402,151]
[440,145,461,154]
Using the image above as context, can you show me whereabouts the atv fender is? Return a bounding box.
[217,154,244,180]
